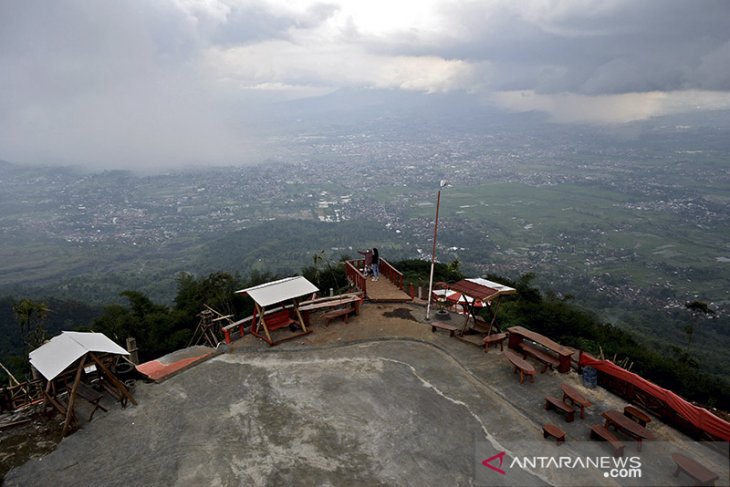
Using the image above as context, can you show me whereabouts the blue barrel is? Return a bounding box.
[582,366,597,389]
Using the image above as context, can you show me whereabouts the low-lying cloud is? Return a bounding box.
[1,0,729,169]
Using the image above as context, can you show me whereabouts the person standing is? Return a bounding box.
[371,248,380,281]
[358,248,373,276]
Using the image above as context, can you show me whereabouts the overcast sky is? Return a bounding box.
[2,0,729,170]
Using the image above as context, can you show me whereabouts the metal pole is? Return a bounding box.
[426,189,442,320]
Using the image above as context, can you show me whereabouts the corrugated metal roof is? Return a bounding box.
[235,276,319,308]
[29,331,129,381]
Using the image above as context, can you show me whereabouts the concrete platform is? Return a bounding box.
[5,303,729,486]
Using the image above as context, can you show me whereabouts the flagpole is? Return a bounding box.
[426,181,447,320]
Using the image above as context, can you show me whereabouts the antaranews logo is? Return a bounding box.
[480,450,642,480]
[482,451,507,475]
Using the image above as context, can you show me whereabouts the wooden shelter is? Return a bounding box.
[29,331,137,435]
[235,276,319,346]
[448,278,516,337]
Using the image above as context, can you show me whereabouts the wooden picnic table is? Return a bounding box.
[507,326,574,373]
[623,405,651,427]
[602,409,656,451]
[298,294,362,326]
[561,383,591,419]
[504,350,536,384]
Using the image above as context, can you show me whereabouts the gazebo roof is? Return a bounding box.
[235,276,318,308]
[29,331,129,381]
[448,278,516,301]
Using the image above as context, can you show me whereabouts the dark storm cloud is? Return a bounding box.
[1,0,729,169]
[369,0,730,95]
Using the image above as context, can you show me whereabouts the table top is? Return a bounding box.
[504,350,536,372]
[624,405,651,422]
[299,295,361,312]
[561,383,591,407]
[603,410,656,440]
[507,326,574,356]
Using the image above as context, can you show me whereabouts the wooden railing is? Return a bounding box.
[345,258,404,291]
[379,258,404,289]
[1,378,45,413]
[345,259,367,294]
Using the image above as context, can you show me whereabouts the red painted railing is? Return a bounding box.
[345,259,367,294]
[345,258,403,292]
[379,258,404,289]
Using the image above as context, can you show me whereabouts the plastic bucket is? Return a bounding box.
[582,366,597,389]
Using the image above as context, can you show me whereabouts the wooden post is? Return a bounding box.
[256,304,273,344]
[126,337,139,365]
[62,355,86,436]
[293,300,308,334]
[89,353,137,406]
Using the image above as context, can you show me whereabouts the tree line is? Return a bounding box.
[1,257,726,411]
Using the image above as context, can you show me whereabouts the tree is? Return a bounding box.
[12,299,49,356]
[683,300,715,356]
[302,251,344,294]
[174,272,239,318]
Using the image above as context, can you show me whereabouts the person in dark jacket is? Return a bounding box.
[371,248,380,281]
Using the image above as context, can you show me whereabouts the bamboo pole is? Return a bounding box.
[62,355,86,436]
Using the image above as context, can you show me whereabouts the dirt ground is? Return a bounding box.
[0,407,64,482]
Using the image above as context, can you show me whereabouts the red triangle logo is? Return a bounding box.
[482,451,507,475]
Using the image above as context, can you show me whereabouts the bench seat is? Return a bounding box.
[264,310,297,331]
[431,321,459,337]
[542,423,565,445]
[520,342,560,373]
[322,306,354,326]
[482,332,508,352]
[545,395,575,423]
[672,452,719,486]
[590,424,625,457]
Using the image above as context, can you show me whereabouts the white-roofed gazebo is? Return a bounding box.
[235,276,319,346]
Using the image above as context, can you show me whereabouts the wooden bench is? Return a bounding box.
[520,342,560,373]
[264,309,297,331]
[482,332,508,352]
[623,405,651,427]
[504,350,536,384]
[322,306,354,326]
[545,396,575,422]
[672,452,719,486]
[602,409,655,451]
[589,424,625,457]
[222,318,248,344]
[431,321,458,337]
[561,383,591,419]
[542,423,565,445]
[76,382,108,421]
